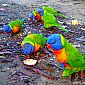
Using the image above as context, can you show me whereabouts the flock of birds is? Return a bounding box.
[2,5,85,81]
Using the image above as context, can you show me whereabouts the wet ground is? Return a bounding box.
[0,0,85,85]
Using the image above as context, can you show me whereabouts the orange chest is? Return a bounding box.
[53,48,68,63]
[12,26,20,33]
[36,13,41,21]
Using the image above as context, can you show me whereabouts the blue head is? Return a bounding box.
[28,13,36,21]
[38,8,44,16]
[47,34,63,50]
[28,13,33,18]
[22,43,34,54]
[3,25,12,33]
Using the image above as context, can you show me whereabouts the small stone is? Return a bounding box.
[72,20,79,26]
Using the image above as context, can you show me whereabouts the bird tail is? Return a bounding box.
[54,23,69,32]
[55,13,68,19]
[61,14,68,19]
[60,26,69,32]
[21,18,25,24]
[40,33,48,42]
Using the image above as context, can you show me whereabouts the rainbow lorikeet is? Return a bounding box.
[28,10,42,21]
[41,11,68,32]
[40,5,68,18]
[21,34,47,54]
[47,34,85,77]
[3,18,25,34]
[28,9,68,32]
[28,5,68,21]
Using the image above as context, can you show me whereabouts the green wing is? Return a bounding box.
[8,19,24,29]
[42,12,68,32]
[24,34,47,47]
[42,6,57,15]
[64,39,85,70]
[42,6,68,18]
[33,34,47,47]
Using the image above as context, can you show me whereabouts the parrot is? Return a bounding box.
[28,13,36,21]
[28,10,42,21]
[21,34,47,55]
[40,5,68,18]
[41,11,68,32]
[28,9,68,32]
[47,34,85,77]
[3,18,25,34]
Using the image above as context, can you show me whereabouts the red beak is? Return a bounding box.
[3,31,7,35]
[30,18,33,21]
[47,44,52,48]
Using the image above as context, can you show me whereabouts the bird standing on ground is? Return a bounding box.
[3,18,25,34]
[28,7,68,32]
[47,34,85,77]
[21,34,47,55]
[40,5,68,18]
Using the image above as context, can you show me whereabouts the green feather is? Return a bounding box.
[42,12,68,32]
[8,19,24,30]
[40,33,48,42]
[42,6,57,15]
[23,34,47,47]
[63,37,85,72]
[42,6,68,18]
[33,10,38,16]
[20,18,25,24]
[60,36,85,77]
